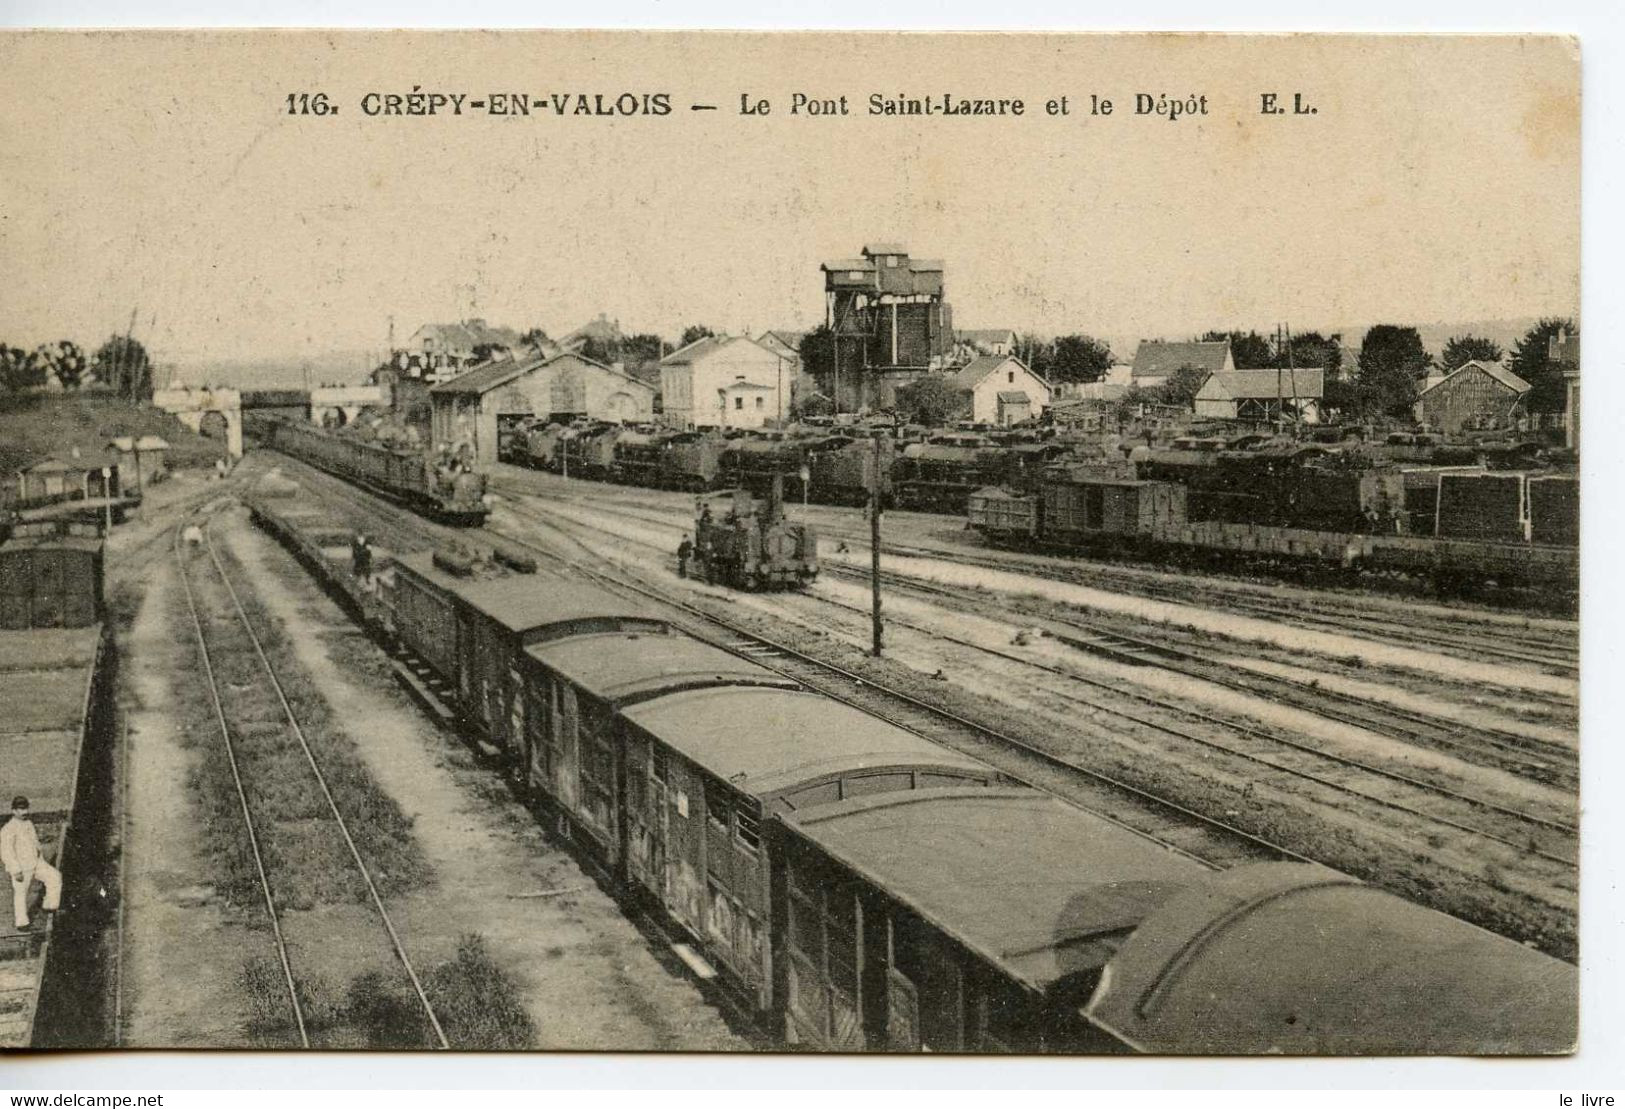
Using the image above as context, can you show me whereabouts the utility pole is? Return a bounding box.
[101,467,113,536]
[869,432,883,657]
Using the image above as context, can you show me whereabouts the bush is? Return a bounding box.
[425,933,536,1050]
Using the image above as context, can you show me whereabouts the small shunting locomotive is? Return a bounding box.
[691,477,817,591]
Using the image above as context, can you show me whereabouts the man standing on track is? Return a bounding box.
[2,796,61,932]
[677,533,693,578]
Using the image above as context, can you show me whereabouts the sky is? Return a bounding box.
[0,32,1580,372]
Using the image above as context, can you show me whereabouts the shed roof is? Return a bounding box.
[429,351,648,398]
[1131,341,1232,380]
[783,788,1202,991]
[526,633,795,705]
[393,550,649,636]
[863,242,908,256]
[1084,863,1577,1054]
[617,686,990,797]
[1196,368,1325,401]
[996,390,1032,404]
[106,436,170,452]
[1418,359,1532,398]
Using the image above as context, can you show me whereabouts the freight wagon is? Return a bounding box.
[0,537,112,1048]
[258,417,489,526]
[969,469,1577,598]
[245,497,1579,1054]
[804,435,894,506]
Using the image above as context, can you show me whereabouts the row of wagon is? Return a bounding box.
[253,416,491,526]
[969,467,1579,597]
[0,535,112,1047]
[249,485,1577,1054]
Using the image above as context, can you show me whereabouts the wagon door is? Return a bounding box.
[626,740,671,900]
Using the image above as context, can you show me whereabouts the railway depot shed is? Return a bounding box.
[1413,359,1531,435]
[430,350,655,465]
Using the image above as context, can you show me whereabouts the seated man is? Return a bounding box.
[2,796,61,932]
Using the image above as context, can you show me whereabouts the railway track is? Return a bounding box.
[826,563,1579,789]
[172,512,448,1049]
[491,499,1309,871]
[491,469,1579,676]
[502,498,1577,880]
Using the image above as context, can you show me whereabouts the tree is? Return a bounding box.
[0,344,41,393]
[1277,331,1343,377]
[1015,332,1054,377]
[792,392,834,419]
[94,335,154,402]
[620,333,666,366]
[1047,334,1113,385]
[520,327,551,347]
[1440,334,1504,372]
[577,336,620,364]
[1508,317,1576,415]
[895,375,966,426]
[1152,364,1211,409]
[1201,330,1273,369]
[798,325,836,384]
[1356,325,1429,418]
[26,341,89,390]
[679,324,715,348]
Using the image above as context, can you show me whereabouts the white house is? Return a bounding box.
[659,335,789,430]
[950,355,1053,426]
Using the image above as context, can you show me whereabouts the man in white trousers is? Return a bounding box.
[2,796,61,932]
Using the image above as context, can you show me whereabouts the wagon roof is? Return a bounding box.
[394,551,647,633]
[525,632,796,704]
[1083,862,1577,1054]
[618,686,989,796]
[781,787,1202,992]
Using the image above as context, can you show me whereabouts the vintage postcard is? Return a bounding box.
[0,30,1579,1057]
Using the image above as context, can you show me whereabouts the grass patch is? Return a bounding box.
[168,540,432,913]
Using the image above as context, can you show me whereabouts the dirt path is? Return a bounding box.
[219,507,745,1051]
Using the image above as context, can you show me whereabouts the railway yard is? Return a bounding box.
[1,429,1581,1053]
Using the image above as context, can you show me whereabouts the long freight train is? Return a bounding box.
[249,491,1576,1054]
[253,416,490,526]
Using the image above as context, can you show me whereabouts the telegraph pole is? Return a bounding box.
[869,432,883,657]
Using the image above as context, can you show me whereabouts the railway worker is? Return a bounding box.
[2,796,61,932]
[677,534,693,578]
[352,533,373,583]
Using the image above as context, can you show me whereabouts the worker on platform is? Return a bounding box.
[3,796,61,932]
[677,533,693,578]
[352,533,373,583]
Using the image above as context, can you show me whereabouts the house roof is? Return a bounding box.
[950,355,1048,394]
[1196,368,1325,401]
[411,319,522,353]
[863,242,908,256]
[820,258,875,273]
[1418,359,1531,398]
[429,351,652,398]
[660,334,778,367]
[1131,340,1232,380]
[756,330,806,355]
[560,313,622,348]
[958,329,1017,346]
